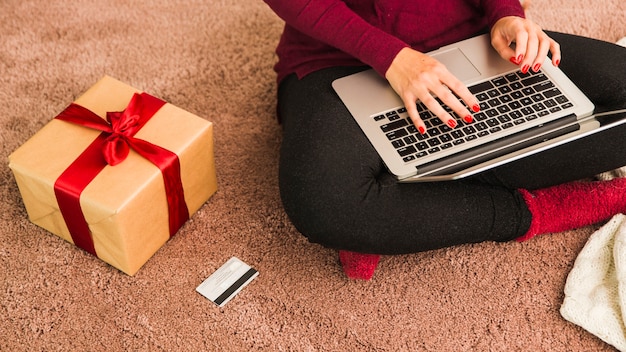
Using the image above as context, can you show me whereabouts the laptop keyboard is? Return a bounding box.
[375,69,575,163]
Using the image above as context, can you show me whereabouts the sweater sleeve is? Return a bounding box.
[263,0,408,77]
[480,0,526,27]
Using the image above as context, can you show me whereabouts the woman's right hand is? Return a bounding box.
[385,47,480,134]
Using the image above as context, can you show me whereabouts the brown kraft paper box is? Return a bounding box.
[8,76,218,275]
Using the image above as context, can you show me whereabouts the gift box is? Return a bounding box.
[8,76,217,275]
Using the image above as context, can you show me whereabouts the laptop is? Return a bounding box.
[332,33,624,182]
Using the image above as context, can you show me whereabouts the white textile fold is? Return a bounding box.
[561,213,626,351]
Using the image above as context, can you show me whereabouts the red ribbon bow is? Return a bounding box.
[53,93,189,257]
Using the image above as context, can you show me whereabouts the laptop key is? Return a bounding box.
[555,95,570,104]
[544,99,557,108]
[534,81,555,92]
[392,139,406,148]
[404,135,417,145]
[531,94,545,102]
[451,130,465,139]
[386,128,408,140]
[440,133,453,143]
[510,81,523,90]
[505,73,519,82]
[427,138,441,147]
[550,107,562,113]
[380,119,409,132]
[508,110,523,119]
[521,73,548,86]
[492,77,508,86]
[427,147,441,154]
[498,114,512,123]
[486,109,499,117]
[474,112,487,121]
[487,89,500,98]
[468,80,495,94]
[475,122,488,131]
[488,98,501,107]
[497,105,511,114]
[486,118,500,127]
[543,88,563,99]
[397,145,417,156]
[476,93,489,101]
[453,139,466,145]
[532,102,547,111]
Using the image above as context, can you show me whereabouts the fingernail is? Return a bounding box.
[463,115,473,123]
[418,126,426,134]
[555,59,561,67]
[510,54,524,65]
[521,65,530,74]
[472,104,480,112]
[447,119,457,128]
[532,63,542,72]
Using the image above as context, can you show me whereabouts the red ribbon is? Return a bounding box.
[53,93,189,257]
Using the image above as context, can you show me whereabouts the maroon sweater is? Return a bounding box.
[264,0,525,83]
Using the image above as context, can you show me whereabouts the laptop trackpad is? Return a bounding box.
[431,48,481,82]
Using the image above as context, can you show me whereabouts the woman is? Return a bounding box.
[263,0,626,279]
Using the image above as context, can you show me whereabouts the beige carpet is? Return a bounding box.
[1,0,625,351]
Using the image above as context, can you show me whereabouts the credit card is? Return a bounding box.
[196,257,258,307]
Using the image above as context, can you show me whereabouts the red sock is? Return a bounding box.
[517,177,626,241]
[338,250,381,280]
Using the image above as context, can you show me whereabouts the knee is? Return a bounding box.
[278,167,385,250]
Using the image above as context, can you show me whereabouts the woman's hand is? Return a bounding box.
[385,47,480,134]
[491,16,561,74]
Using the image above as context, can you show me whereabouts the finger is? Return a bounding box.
[402,95,427,135]
[512,30,529,65]
[531,35,551,72]
[549,39,561,66]
[433,84,474,125]
[491,33,517,64]
[443,75,480,115]
[419,92,456,127]
[520,31,539,73]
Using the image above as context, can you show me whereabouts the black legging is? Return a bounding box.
[277,32,626,255]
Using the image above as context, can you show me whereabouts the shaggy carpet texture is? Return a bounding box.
[0,0,624,351]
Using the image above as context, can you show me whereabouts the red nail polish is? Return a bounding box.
[447,119,457,128]
[463,115,473,123]
[418,126,426,134]
[555,59,561,67]
[472,104,480,112]
[532,63,542,72]
[521,65,530,74]
[509,55,524,65]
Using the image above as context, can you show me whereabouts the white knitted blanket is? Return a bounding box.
[561,213,626,351]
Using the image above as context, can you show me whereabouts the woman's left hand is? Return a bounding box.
[490,16,561,73]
